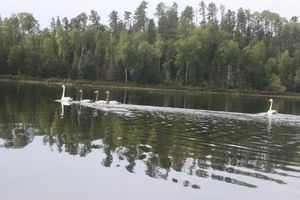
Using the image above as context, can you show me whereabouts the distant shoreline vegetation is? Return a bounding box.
[0,1,300,93]
[1,75,300,100]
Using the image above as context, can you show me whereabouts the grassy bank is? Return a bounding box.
[0,75,299,99]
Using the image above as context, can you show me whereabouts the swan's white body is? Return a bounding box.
[94,90,107,104]
[267,99,277,115]
[79,90,92,103]
[108,100,120,105]
[96,100,107,104]
[61,85,73,102]
[105,91,120,105]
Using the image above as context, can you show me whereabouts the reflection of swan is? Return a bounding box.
[60,101,71,118]
[79,89,92,103]
[77,104,82,126]
[92,109,98,117]
[267,99,277,115]
[61,85,73,102]
[267,114,273,132]
[94,90,106,104]
[105,91,120,105]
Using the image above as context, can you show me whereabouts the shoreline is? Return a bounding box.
[0,75,299,99]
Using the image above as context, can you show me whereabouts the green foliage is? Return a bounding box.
[156,2,178,40]
[181,6,194,22]
[0,2,300,93]
[207,2,218,23]
[147,19,156,44]
[279,50,293,90]
[269,74,286,92]
[177,16,194,37]
[240,41,267,89]
[41,34,58,77]
[133,1,148,32]
[175,31,202,85]
[294,68,300,90]
[7,45,23,75]
[216,40,239,87]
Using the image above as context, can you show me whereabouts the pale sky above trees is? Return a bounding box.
[0,0,299,28]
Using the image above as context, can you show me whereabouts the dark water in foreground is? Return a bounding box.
[0,82,300,200]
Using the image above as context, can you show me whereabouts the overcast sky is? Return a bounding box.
[0,0,299,28]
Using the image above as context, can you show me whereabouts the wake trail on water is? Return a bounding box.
[56,100,300,127]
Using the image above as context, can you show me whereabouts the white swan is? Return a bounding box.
[79,90,92,103]
[61,85,73,102]
[105,91,120,105]
[94,90,107,104]
[267,98,277,115]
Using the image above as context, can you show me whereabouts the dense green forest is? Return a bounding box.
[1,1,300,92]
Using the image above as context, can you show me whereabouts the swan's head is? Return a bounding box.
[94,90,99,94]
[105,91,110,94]
[62,85,65,88]
[79,89,83,93]
[268,98,273,102]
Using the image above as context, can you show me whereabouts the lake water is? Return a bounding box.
[0,81,300,200]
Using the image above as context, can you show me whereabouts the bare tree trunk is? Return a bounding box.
[226,64,232,88]
[158,57,161,72]
[125,66,128,83]
[185,61,188,86]
[77,46,84,79]
[67,52,70,78]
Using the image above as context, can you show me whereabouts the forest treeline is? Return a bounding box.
[1,1,300,92]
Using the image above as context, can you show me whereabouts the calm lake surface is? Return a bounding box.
[0,81,300,200]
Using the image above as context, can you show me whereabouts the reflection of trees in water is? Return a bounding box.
[0,98,298,189]
[0,85,58,148]
[59,111,299,188]
[0,123,36,148]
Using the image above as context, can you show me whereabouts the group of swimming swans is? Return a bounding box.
[94,90,120,105]
[61,84,277,115]
[60,85,120,105]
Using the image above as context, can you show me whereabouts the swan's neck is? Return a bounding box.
[61,87,65,99]
[269,101,273,111]
[95,92,98,101]
[106,92,110,104]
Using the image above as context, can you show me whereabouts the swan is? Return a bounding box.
[79,90,92,103]
[94,90,107,104]
[267,98,277,115]
[61,85,73,102]
[105,91,120,105]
